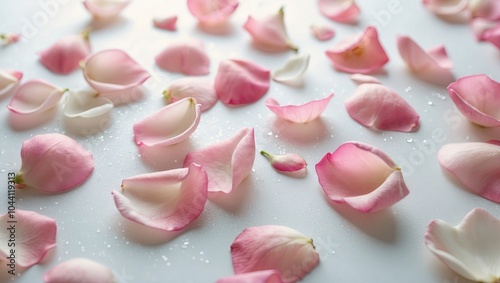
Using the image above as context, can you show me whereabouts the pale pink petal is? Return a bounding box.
[155,39,210,75]
[469,0,500,21]
[63,89,113,118]
[82,49,150,94]
[318,0,361,24]
[7,79,67,115]
[243,7,298,52]
[216,270,284,283]
[425,208,500,282]
[260,150,307,177]
[187,0,239,25]
[325,26,389,74]
[183,128,255,193]
[0,210,56,268]
[16,133,94,193]
[310,24,335,41]
[43,258,114,283]
[345,83,419,132]
[133,97,201,147]
[447,74,500,127]
[272,53,310,83]
[265,94,333,124]
[422,0,470,17]
[1,33,20,45]
[350,73,381,85]
[39,31,91,75]
[438,141,500,203]
[153,15,178,31]
[231,225,319,283]
[471,18,499,41]
[485,26,500,49]
[163,77,217,112]
[112,163,208,231]
[0,69,22,97]
[215,59,270,105]
[83,0,130,19]
[315,141,410,212]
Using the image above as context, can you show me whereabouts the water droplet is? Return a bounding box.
[200,251,204,255]
[267,131,272,136]
[162,255,168,261]
[406,138,413,143]
[427,101,433,106]
[107,244,111,248]
[96,230,100,233]
[405,86,412,92]
[167,262,171,266]
[205,260,210,263]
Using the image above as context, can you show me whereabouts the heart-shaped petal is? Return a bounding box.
[163,77,217,112]
[187,0,239,25]
[318,0,361,24]
[272,53,310,83]
[63,89,113,118]
[265,94,333,124]
[83,0,130,18]
[153,15,178,31]
[43,258,114,283]
[216,269,284,283]
[7,79,67,115]
[155,38,210,76]
[310,24,335,41]
[0,69,22,97]
[39,31,91,75]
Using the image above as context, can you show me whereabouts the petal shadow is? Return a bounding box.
[196,22,234,36]
[62,114,112,136]
[100,86,146,107]
[209,176,254,215]
[270,117,329,145]
[138,139,195,171]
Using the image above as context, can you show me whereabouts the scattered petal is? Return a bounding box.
[7,79,67,115]
[216,270,284,283]
[350,73,381,85]
[471,18,499,41]
[163,77,217,112]
[155,39,210,76]
[43,258,114,283]
[469,0,500,21]
[260,150,307,177]
[315,141,410,212]
[272,53,310,83]
[318,0,361,24]
[265,94,333,124]
[153,15,178,31]
[63,89,113,118]
[310,24,335,41]
[39,31,91,75]
[0,33,20,46]
[83,0,130,19]
[485,26,500,49]
[0,69,22,97]
[422,0,470,17]
[187,0,239,25]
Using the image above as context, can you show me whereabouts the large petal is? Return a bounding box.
[63,89,113,118]
[265,94,333,124]
[425,208,500,282]
[345,83,419,132]
[0,69,22,97]
[231,225,319,283]
[183,128,255,193]
[112,163,208,231]
[83,0,130,18]
[7,79,66,115]
[43,258,114,283]
[133,97,201,147]
[216,270,284,283]
[397,35,453,73]
[272,53,310,83]
[39,32,91,75]
[315,141,409,212]
[163,77,217,112]
[187,0,239,25]
[155,39,210,76]
[318,0,361,24]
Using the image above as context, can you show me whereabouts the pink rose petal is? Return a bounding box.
[469,0,500,21]
[260,150,307,177]
[153,15,178,31]
[315,141,410,212]
[485,26,500,49]
[8,79,67,115]
[39,31,91,75]
[1,33,20,45]
[0,69,22,97]
[350,73,381,85]
[471,18,499,41]
[155,39,210,76]
[43,258,114,283]
[325,26,389,74]
[183,128,255,193]
[215,59,270,106]
[133,97,201,147]
[318,0,361,24]
[112,163,208,231]
[216,270,284,283]
[345,83,419,132]
[187,0,239,25]
[163,77,217,112]
[265,94,333,123]
[422,0,470,17]
[310,24,335,41]
[83,0,130,19]
[0,210,56,268]
[231,225,319,283]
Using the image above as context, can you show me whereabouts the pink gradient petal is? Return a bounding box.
[485,26,500,49]
[216,270,284,283]
[163,77,217,112]
[43,258,114,283]
[215,59,270,105]
[447,74,500,127]
[422,0,470,16]
[471,18,499,41]
[83,49,150,94]
[438,141,500,203]
[260,150,307,177]
[318,0,361,24]
[470,0,500,21]
[16,133,94,193]
[153,15,178,31]
[265,94,333,123]
[311,24,335,41]
[7,79,67,115]
[133,97,201,147]
[0,210,56,268]
[183,128,255,193]
[112,163,208,231]
[0,69,22,97]
[1,33,20,45]
[231,225,319,283]
[187,0,239,25]
[39,31,91,75]
[325,26,389,74]
[155,39,210,75]
[345,83,419,132]
[350,73,381,85]
[83,0,130,18]
[315,141,410,212]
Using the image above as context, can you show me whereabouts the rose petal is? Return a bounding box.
[485,26,500,49]
[112,163,208,231]
[345,83,419,132]
[7,79,67,115]
[315,141,410,212]
[187,0,239,25]
[153,15,178,31]
[349,73,381,85]
[231,225,319,283]
[216,269,284,283]
[325,26,389,74]
[425,208,500,282]
[39,31,91,75]
[310,24,335,41]
[272,53,310,83]
[43,258,114,283]
[0,69,22,97]
[265,94,333,124]
[83,0,130,18]
[260,150,307,176]
[422,0,470,17]
[0,210,56,268]
[183,128,255,193]
[163,77,217,112]
[215,59,270,106]
[63,89,113,118]
[155,39,210,76]
[469,0,500,21]
[471,18,499,41]
[1,33,20,45]
[318,0,361,24]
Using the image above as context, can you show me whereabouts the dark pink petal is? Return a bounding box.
[216,270,284,283]
[0,210,56,268]
[318,0,361,23]
[153,15,178,31]
[485,26,500,49]
[350,73,381,85]
[39,31,91,75]
[43,258,114,283]
[315,141,410,212]
[155,39,210,75]
[187,0,239,25]
[215,59,270,105]
[8,79,67,115]
[325,26,389,74]
[112,163,208,231]
[0,69,22,97]
[260,150,307,177]
[422,0,470,17]
[471,18,499,41]
[265,94,333,123]
[83,0,130,18]
[311,24,335,41]
[470,0,500,21]
[183,128,255,193]
[231,225,319,283]
[163,77,217,112]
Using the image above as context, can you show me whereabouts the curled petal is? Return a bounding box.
[39,31,91,75]
[310,24,335,41]
[215,59,270,106]
[231,225,319,283]
[0,210,56,268]
[187,0,239,25]
[163,77,217,112]
[485,26,500,49]
[422,0,469,17]
[63,89,113,118]
[0,69,22,97]
[153,15,178,31]
[325,26,389,74]
[350,73,381,85]
[260,150,307,177]
[272,53,310,83]
[155,39,210,76]
[43,258,114,283]
[471,18,499,41]
[83,0,130,18]
[8,79,67,115]
[133,97,201,147]
[265,94,333,124]
[345,83,419,132]
[315,141,409,212]
[112,163,208,231]
[183,128,255,193]
[469,0,500,21]
[318,0,361,24]
[425,208,500,282]
[216,270,284,283]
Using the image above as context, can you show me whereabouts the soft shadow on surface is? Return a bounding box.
[209,177,254,215]
[86,16,129,32]
[425,254,475,283]
[196,22,234,36]
[100,86,146,107]
[413,70,455,87]
[8,108,57,131]
[270,117,329,145]
[62,113,112,136]
[139,139,195,171]
[462,121,500,141]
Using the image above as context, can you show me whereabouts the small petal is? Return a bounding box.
[215,59,270,106]
[350,73,381,85]
[0,69,22,97]
[43,258,114,283]
[183,128,255,193]
[485,26,500,49]
[0,210,56,268]
[325,26,389,74]
[422,0,470,17]
[315,141,409,212]
[216,270,284,283]
[425,208,500,282]
[469,0,500,21]
[260,150,307,176]
[231,225,319,283]
[8,79,67,115]
[272,53,310,83]
[112,163,208,231]
[63,89,113,118]
[310,24,335,41]
[155,39,210,76]
[163,77,217,112]
[345,83,419,132]
[0,33,20,45]
[187,0,239,25]
[471,18,499,41]
[153,15,178,31]
[265,94,333,124]
[83,0,130,19]
[133,97,201,147]
[39,31,91,75]
[318,0,361,24]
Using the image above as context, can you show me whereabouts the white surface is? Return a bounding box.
[1,1,500,282]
